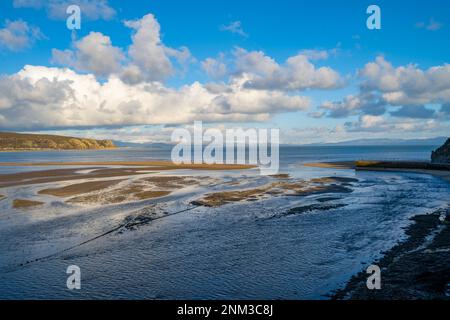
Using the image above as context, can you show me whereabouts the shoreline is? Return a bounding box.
[306,161,450,300]
[306,159,450,299]
[304,161,450,183]
[333,206,450,300]
[355,160,450,183]
[356,167,450,183]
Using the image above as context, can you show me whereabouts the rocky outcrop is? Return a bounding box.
[431,138,450,164]
[0,132,116,151]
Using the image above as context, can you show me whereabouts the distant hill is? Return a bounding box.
[431,138,450,164]
[304,137,447,147]
[0,132,116,151]
[113,137,448,148]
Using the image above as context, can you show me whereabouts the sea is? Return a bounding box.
[0,145,449,299]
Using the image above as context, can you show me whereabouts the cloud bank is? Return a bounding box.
[0,65,312,129]
[318,56,450,124]
[0,12,345,130]
[1,8,447,140]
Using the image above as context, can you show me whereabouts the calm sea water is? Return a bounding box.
[0,145,438,173]
[0,145,448,299]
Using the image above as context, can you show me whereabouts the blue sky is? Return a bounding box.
[0,0,449,143]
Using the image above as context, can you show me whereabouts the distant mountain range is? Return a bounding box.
[302,137,448,147]
[113,137,448,148]
[3,132,444,151]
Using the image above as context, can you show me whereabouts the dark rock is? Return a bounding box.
[431,138,450,164]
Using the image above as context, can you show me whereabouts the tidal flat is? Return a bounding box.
[0,147,449,299]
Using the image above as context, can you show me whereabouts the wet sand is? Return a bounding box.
[38,179,126,197]
[0,163,254,188]
[357,167,450,183]
[305,160,450,299]
[303,162,355,169]
[355,160,450,171]
[334,207,450,300]
[12,199,44,209]
[192,176,357,207]
[66,176,207,205]
[67,184,170,205]
[38,176,202,204]
[0,160,256,170]
[140,175,199,188]
[356,162,450,183]
[304,161,450,183]
[0,167,143,188]
[192,186,271,207]
[269,173,291,179]
[310,177,358,184]
[133,190,172,200]
[2,157,449,299]
[0,161,253,209]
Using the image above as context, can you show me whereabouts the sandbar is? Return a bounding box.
[12,199,44,209]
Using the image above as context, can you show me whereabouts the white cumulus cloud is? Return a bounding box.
[0,65,311,130]
[233,48,342,91]
[360,56,450,106]
[52,32,124,77]
[51,13,192,83]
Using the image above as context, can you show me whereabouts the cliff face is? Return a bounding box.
[431,138,450,164]
[0,132,116,151]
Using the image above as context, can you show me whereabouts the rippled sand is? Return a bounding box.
[193,176,356,207]
[1,159,449,299]
[12,199,44,209]
[38,179,127,197]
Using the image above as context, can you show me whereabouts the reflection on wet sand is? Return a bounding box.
[38,179,126,197]
[192,176,357,207]
[12,199,44,209]
[0,162,255,188]
[1,160,360,211]
[0,162,254,209]
[66,176,203,205]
